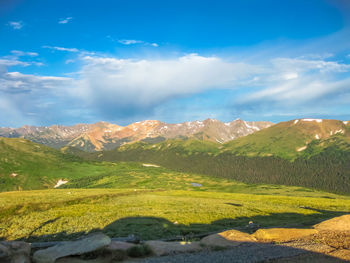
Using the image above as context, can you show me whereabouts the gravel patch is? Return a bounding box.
[127,243,309,263]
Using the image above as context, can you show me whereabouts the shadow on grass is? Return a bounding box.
[17,212,350,262]
[21,207,349,243]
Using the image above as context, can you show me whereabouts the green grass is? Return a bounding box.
[60,162,345,198]
[1,186,350,242]
[2,137,350,243]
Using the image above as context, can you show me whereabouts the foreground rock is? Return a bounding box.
[201,229,255,248]
[105,241,136,261]
[314,214,350,231]
[56,257,109,263]
[0,241,31,263]
[145,241,202,256]
[33,232,111,263]
[252,228,318,242]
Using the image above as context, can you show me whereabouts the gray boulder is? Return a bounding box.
[0,241,31,263]
[33,232,111,263]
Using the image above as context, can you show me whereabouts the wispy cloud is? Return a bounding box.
[8,21,23,30]
[116,39,159,47]
[11,50,38,57]
[58,17,73,24]
[0,51,42,67]
[118,39,143,45]
[42,46,79,52]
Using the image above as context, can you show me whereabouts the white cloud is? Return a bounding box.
[118,39,143,45]
[283,72,298,80]
[0,59,30,67]
[73,54,260,115]
[236,57,350,109]
[1,51,349,126]
[8,21,23,30]
[0,51,42,68]
[42,46,79,52]
[11,50,38,57]
[117,39,159,47]
[58,17,73,24]
[271,57,350,74]
[65,59,75,64]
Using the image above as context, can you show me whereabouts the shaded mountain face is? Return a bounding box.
[0,119,273,151]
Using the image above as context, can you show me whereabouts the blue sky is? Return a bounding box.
[1,0,350,127]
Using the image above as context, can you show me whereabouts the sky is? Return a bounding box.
[1,0,350,127]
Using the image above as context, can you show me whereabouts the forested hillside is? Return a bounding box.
[76,119,350,195]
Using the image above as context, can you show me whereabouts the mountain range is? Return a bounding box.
[1,117,350,194]
[0,119,273,151]
[75,118,350,194]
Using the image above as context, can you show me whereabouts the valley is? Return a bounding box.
[1,118,350,261]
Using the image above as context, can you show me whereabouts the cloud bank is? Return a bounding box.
[1,51,350,126]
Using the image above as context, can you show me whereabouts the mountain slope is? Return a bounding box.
[79,119,350,194]
[224,119,350,159]
[0,119,273,151]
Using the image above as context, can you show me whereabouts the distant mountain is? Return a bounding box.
[0,119,273,151]
[224,119,350,159]
[79,118,350,194]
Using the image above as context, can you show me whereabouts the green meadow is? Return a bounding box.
[1,137,350,243]
[1,177,350,242]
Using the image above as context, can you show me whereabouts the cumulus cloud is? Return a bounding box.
[58,17,73,24]
[8,21,23,30]
[0,67,73,126]
[232,57,350,116]
[42,45,79,52]
[72,54,260,117]
[1,51,350,126]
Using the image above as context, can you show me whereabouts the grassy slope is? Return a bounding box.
[1,188,350,242]
[2,137,350,242]
[77,120,350,194]
[224,119,350,159]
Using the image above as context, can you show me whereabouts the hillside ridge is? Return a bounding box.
[0,118,273,151]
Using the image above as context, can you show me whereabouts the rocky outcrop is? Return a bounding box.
[0,241,31,263]
[201,229,255,248]
[314,214,350,231]
[252,228,318,242]
[33,232,111,263]
[145,241,202,256]
[2,215,350,262]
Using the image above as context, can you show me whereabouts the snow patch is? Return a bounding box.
[244,121,260,131]
[344,121,349,125]
[297,146,307,152]
[302,119,323,123]
[294,120,299,124]
[142,163,160,168]
[216,139,223,144]
[335,129,344,135]
[54,179,68,188]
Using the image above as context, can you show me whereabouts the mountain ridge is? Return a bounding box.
[0,118,273,151]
